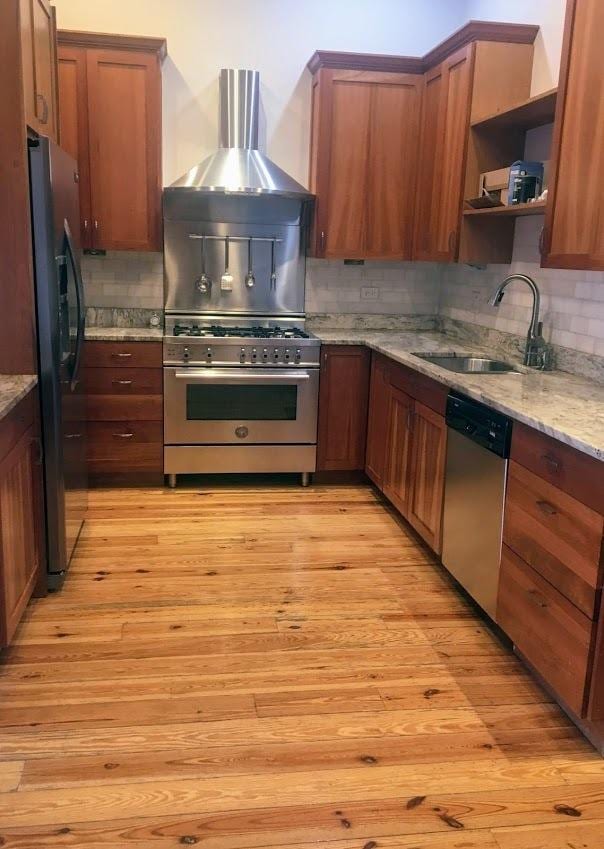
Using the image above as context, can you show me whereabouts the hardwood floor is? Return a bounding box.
[0,480,603,846]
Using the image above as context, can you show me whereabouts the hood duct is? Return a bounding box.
[167,69,313,199]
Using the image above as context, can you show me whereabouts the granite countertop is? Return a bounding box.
[314,329,604,461]
[0,375,38,422]
[85,327,164,342]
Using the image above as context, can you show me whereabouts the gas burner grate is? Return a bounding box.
[172,324,310,339]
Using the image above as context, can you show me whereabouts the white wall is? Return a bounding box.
[53,0,471,187]
[467,0,566,93]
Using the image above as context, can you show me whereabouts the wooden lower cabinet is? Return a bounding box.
[84,340,163,484]
[364,354,448,554]
[0,395,43,648]
[407,401,447,553]
[382,385,414,517]
[498,421,604,730]
[316,346,370,472]
[498,545,593,717]
[365,354,391,487]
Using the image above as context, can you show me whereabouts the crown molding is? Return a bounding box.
[58,29,167,61]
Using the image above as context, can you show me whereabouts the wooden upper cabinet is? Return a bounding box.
[309,67,422,259]
[316,346,370,472]
[412,46,473,262]
[57,32,166,252]
[19,0,59,140]
[543,0,604,270]
[57,46,91,247]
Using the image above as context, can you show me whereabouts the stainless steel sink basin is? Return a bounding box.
[412,353,520,374]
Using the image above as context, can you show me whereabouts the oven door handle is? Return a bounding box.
[173,369,311,384]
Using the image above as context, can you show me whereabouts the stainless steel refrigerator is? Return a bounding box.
[29,136,88,590]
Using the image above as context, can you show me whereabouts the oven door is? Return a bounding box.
[164,367,319,445]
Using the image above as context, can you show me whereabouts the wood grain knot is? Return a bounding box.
[406,796,426,809]
[554,804,582,817]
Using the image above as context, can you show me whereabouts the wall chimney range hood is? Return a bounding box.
[167,69,313,199]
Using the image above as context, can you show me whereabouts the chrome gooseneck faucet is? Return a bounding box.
[490,274,550,369]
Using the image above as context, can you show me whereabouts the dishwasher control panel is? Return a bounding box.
[445,393,512,458]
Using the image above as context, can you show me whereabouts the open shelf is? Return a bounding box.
[463,200,547,218]
[471,88,558,133]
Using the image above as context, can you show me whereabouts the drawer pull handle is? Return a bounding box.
[113,432,134,439]
[536,500,557,517]
[112,379,133,386]
[542,452,560,473]
[113,352,133,359]
[527,588,548,609]
[65,433,83,440]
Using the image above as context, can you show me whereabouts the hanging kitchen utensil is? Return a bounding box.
[220,236,234,291]
[270,238,277,290]
[245,238,255,288]
[195,236,212,294]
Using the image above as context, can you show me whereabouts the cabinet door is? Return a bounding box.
[407,401,447,553]
[543,0,604,270]
[311,70,422,260]
[86,48,162,251]
[57,45,92,248]
[413,46,473,262]
[365,354,391,487]
[316,346,370,471]
[383,385,414,517]
[20,0,58,140]
[322,72,372,258]
[0,428,40,647]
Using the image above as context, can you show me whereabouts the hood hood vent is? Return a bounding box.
[167,69,313,199]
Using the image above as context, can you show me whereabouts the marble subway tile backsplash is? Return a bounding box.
[305,258,442,315]
[439,218,604,358]
[82,251,163,309]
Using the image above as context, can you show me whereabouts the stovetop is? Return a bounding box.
[172,323,310,340]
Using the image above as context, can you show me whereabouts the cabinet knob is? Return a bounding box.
[94,220,99,231]
[320,230,326,251]
[83,219,89,232]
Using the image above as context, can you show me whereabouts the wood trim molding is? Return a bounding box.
[58,29,167,60]
[307,20,539,74]
[307,51,423,75]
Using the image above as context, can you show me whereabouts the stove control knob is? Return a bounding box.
[183,346,190,361]
[295,348,302,363]
[262,348,269,361]
[240,347,246,363]
[251,348,258,362]
[284,348,291,362]
[206,347,213,361]
[273,349,280,361]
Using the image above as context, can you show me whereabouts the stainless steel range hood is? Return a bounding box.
[167,69,312,199]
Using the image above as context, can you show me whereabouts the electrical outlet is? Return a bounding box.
[361,286,379,301]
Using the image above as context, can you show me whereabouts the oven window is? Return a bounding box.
[186,384,298,421]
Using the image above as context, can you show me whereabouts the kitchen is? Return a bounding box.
[0,0,603,843]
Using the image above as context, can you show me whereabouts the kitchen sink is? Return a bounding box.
[411,353,520,374]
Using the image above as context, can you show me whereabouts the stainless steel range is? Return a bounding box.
[163,317,320,487]
[162,68,317,486]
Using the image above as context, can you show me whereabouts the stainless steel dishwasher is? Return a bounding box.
[441,392,513,622]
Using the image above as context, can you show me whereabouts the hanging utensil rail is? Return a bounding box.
[188,234,283,243]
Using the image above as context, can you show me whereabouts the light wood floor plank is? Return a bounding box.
[0,482,599,845]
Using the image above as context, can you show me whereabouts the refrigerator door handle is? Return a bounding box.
[64,219,86,392]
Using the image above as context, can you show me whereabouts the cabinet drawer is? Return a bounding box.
[86,395,162,422]
[511,422,603,514]
[497,545,594,717]
[0,392,35,462]
[388,362,447,416]
[83,341,162,369]
[87,441,162,473]
[85,368,162,395]
[504,460,604,618]
[87,421,163,444]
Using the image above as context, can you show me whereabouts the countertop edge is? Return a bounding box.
[316,332,604,462]
[0,375,38,423]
